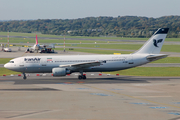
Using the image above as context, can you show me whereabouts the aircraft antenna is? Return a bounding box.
[64,35,65,52]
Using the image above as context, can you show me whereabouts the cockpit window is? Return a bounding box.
[9,61,14,63]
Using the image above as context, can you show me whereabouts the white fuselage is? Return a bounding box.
[4,54,149,73]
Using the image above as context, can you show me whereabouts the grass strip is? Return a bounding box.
[152,57,180,63]
[55,48,131,54]
[0,32,180,41]
[64,44,180,53]
[0,58,12,64]
[0,37,111,44]
[105,67,180,76]
[66,44,141,50]
[0,68,20,76]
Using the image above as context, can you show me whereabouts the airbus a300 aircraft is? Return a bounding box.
[4,28,169,79]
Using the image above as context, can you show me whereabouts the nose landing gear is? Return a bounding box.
[23,73,27,80]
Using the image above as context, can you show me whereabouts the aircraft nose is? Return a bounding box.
[4,63,10,69]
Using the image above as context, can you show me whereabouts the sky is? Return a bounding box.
[0,0,180,20]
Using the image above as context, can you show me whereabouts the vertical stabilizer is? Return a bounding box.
[36,35,38,45]
[134,28,169,54]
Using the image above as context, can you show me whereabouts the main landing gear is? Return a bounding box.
[23,73,27,80]
[78,75,86,79]
[78,71,86,79]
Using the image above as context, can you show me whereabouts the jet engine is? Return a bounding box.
[52,68,71,76]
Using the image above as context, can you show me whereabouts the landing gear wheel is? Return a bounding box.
[23,73,27,80]
[78,75,86,79]
[82,75,86,79]
[78,71,87,80]
[78,75,82,79]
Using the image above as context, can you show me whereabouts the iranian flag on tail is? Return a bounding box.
[47,58,52,61]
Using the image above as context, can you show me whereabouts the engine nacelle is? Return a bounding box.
[52,68,70,77]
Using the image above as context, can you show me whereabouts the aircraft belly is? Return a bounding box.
[25,66,53,73]
[9,67,25,72]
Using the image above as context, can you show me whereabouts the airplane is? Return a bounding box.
[2,44,12,52]
[3,47,12,52]
[26,35,55,53]
[4,28,169,80]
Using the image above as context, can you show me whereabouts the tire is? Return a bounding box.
[78,75,82,79]
[82,75,86,79]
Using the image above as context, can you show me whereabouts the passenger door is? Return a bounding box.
[19,58,25,72]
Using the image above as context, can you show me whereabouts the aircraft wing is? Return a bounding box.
[59,61,104,70]
[40,44,55,49]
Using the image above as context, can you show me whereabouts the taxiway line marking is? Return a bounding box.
[82,84,180,109]
[6,110,50,118]
[133,96,172,98]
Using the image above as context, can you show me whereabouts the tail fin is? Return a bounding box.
[134,28,169,54]
[35,35,38,45]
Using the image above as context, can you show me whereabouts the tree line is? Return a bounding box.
[0,16,180,38]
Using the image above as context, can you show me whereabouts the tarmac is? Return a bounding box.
[1,47,180,120]
[0,74,180,120]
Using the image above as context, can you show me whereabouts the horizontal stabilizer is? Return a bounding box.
[146,54,168,61]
